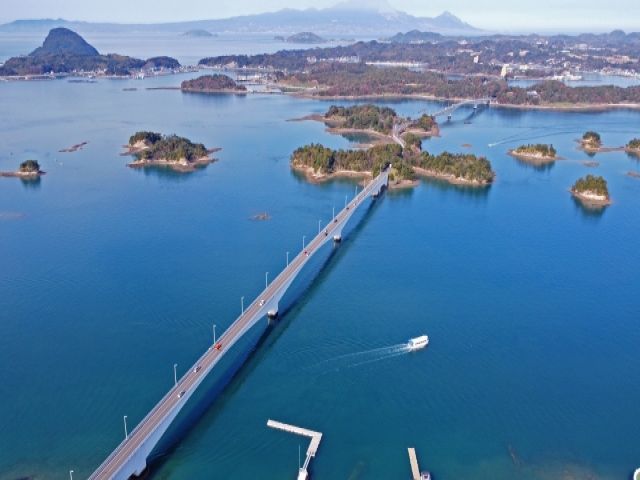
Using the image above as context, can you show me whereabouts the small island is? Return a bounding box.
[412,151,494,186]
[626,138,640,155]
[509,144,558,163]
[1,159,45,178]
[125,131,217,172]
[181,74,247,94]
[182,29,215,38]
[286,32,326,44]
[571,174,611,207]
[580,131,602,151]
[314,105,438,144]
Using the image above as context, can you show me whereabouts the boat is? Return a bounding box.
[421,472,431,480]
[407,335,429,350]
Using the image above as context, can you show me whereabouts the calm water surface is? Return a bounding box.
[1,73,639,480]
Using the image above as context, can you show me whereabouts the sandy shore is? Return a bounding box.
[292,163,415,190]
[413,166,493,186]
[571,189,612,207]
[0,170,45,178]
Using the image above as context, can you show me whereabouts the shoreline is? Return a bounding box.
[284,89,640,113]
[508,150,559,164]
[180,87,248,95]
[570,189,612,207]
[412,166,492,187]
[127,156,215,172]
[291,163,415,190]
[0,171,45,178]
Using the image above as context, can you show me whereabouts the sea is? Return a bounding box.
[1,33,639,480]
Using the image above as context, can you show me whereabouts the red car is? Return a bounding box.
[215,342,222,351]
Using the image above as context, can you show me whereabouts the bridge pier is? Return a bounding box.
[447,114,452,121]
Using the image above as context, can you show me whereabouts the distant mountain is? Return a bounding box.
[30,27,99,56]
[0,28,180,76]
[0,4,482,36]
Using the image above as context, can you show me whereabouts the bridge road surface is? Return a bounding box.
[88,168,389,479]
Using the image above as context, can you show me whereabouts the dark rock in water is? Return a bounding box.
[30,27,99,56]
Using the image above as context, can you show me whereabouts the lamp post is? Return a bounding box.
[286,251,289,267]
[265,272,269,288]
[345,194,348,208]
[302,235,306,250]
[241,296,244,314]
[333,206,335,220]
[318,219,321,234]
[213,323,216,344]
[123,415,128,439]
[173,363,177,386]
[69,470,73,480]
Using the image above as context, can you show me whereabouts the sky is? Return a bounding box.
[1,0,639,32]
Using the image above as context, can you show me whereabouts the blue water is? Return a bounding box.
[1,73,640,480]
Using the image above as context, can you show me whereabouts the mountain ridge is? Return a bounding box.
[0,6,481,36]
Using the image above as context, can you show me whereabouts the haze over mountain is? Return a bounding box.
[0,0,481,36]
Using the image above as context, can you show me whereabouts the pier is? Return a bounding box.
[88,167,389,479]
[267,419,323,480]
[408,447,430,480]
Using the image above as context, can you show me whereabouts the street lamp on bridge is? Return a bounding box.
[69,470,73,480]
[265,272,269,288]
[286,251,289,267]
[173,364,178,386]
[241,296,244,314]
[302,235,306,250]
[123,415,128,439]
[213,323,216,344]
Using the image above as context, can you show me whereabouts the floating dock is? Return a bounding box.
[408,448,421,480]
[267,419,323,480]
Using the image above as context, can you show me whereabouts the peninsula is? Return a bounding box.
[180,74,247,94]
[125,131,217,172]
[1,160,45,178]
[509,144,558,163]
[571,174,611,206]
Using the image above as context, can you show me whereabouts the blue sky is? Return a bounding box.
[1,0,638,32]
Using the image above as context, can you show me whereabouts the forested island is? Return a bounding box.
[581,131,602,151]
[0,28,181,77]
[309,105,438,144]
[626,138,640,154]
[125,131,217,172]
[571,174,611,206]
[509,144,558,162]
[291,140,494,187]
[180,74,247,93]
[1,160,45,178]
[286,32,326,44]
[324,104,398,134]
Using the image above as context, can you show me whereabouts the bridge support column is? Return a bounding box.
[447,114,452,121]
[267,308,278,319]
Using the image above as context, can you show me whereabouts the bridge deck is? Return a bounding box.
[89,169,388,479]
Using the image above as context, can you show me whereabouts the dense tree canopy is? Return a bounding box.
[19,160,41,173]
[129,132,208,163]
[572,174,609,197]
[325,104,397,134]
[513,144,557,157]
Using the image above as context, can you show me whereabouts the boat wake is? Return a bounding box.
[311,343,412,373]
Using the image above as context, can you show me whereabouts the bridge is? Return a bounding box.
[425,97,491,120]
[88,167,390,480]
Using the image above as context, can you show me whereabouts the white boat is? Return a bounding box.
[407,335,429,350]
